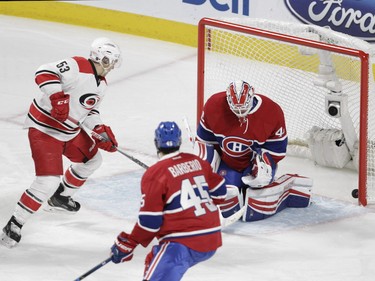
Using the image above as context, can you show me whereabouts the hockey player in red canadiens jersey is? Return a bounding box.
[196,80,313,222]
[110,122,227,281]
[1,38,121,248]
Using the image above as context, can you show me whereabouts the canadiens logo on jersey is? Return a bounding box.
[222,136,253,157]
[79,93,101,109]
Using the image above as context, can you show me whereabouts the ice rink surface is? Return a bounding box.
[1,15,375,281]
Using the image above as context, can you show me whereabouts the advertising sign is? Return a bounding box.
[71,0,375,43]
[285,0,375,42]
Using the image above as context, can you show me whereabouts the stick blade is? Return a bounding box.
[220,206,246,228]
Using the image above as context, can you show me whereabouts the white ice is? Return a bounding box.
[1,15,375,281]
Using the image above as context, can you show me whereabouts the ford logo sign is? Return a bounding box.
[284,0,375,42]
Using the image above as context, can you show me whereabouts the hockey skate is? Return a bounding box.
[45,184,81,213]
[0,216,23,248]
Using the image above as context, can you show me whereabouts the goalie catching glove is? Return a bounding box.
[111,232,138,263]
[50,92,70,122]
[242,151,276,188]
[93,125,118,152]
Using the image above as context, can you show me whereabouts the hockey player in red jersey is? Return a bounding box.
[196,80,312,221]
[110,121,227,281]
[1,37,121,248]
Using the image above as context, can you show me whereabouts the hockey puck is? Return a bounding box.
[352,189,358,199]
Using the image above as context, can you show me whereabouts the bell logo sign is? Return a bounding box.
[182,0,250,16]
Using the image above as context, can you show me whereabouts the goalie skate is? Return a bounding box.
[0,216,22,248]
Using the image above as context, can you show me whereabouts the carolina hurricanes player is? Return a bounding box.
[1,37,121,248]
[196,80,288,218]
[110,121,227,281]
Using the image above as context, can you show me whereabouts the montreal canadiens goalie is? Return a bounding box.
[195,80,313,222]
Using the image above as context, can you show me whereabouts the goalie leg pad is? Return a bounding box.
[287,177,313,208]
[195,141,221,172]
[218,185,243,218]
[242,174,313,222]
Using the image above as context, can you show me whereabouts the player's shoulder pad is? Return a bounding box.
[72,56,95,74]
[255,94,284,114]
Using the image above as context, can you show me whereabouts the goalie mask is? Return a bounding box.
[154,121,182,152]
[226,80,255,118]
[90,37,122,71]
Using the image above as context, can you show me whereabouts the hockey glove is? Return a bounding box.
[93,125,118,152]
[111,232,138,264]
[241,151,276,188]
[50,92,69,122]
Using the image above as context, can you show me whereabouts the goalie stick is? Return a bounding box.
[182,116,246,225]
[220,206,246,227]
[73,257,111,281]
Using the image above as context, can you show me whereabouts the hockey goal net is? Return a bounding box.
[197,17,375,206]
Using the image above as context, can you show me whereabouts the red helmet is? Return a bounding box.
[226,80,255,118]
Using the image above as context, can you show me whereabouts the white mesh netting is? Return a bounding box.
[199,18,375,204]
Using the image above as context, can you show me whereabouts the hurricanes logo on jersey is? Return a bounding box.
[222,136,253,157]
[79,93,101,109]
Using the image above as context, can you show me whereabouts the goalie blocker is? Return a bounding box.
[218,174,313,222]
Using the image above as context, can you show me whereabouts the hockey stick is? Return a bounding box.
[182,116,245,227]
[182,116,196,149]
[69,115,243,226]
[114,148,149,169]
[220,206,246,228]
[73,257,111,281]
[67,116,149,170]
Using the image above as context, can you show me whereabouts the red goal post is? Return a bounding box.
[196,17,374,206]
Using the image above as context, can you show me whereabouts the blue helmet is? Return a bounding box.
[154,121,182,150]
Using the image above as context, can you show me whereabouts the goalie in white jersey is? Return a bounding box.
[1,37,121,248]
